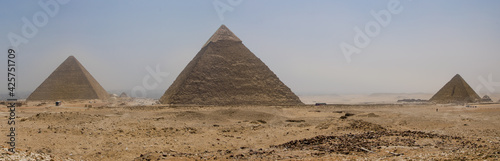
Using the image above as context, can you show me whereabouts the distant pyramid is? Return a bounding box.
[160,25,303,105]
[119,92,129,98]
[429,74,480,103]
[27,56,109,101]
[481,95,493,102]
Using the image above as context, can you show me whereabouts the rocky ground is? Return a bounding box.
[0,101,499,160]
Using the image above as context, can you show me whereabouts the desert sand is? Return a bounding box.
[1,98,499,160]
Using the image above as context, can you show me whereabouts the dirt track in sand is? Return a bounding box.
[1,103,499,160]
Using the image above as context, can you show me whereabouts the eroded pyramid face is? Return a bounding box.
[429,74,481,103]
[160,25,303,106]
[27,56,109,101]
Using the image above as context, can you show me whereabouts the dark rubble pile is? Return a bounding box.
[272,130,463,155]
[272,120,500,159]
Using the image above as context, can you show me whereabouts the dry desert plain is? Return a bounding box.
[1,99,500,160]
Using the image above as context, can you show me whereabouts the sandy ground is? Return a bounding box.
[0,99,499,160]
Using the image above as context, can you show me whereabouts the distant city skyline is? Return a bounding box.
[1,0,500,98]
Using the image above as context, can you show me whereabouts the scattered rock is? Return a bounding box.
[344,113,355,117]
[285,119,305,123]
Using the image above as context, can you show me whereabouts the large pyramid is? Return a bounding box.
[160,25,303,105]
[27,56,109,101]
[429,74,480,103]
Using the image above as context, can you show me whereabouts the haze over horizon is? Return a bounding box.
[1,1,500,99]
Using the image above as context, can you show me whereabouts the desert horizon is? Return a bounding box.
[4,92,500,104]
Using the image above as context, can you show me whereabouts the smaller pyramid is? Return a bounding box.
[481,95,493,102]
[27,56,109,101]
[119,92,129,98]
[429,74,480,103]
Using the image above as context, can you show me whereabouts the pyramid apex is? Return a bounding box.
[451,74,466,81]
[452,74,462,79]
[202,25,241,48]
[66,55,78,61]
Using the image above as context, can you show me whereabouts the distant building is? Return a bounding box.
[397,99,428,103]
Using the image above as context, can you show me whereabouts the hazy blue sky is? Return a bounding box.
[1,0,500,98]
